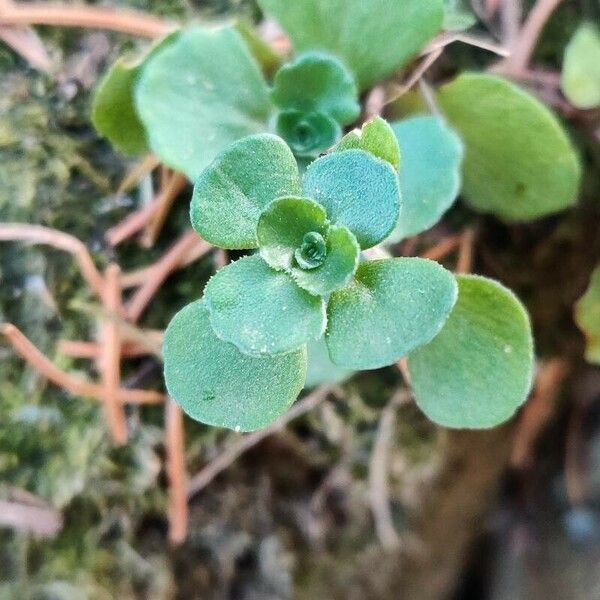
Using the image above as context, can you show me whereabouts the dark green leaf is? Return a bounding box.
[305,336,354,387]
[326,258,457,369]
[438,73,581,221]
[408,275,534,429]
[275,110,341,157]
[303,149,401,249]
[257,196,329,270]
[388,115,463,241]
[336,117,400,170]
[574,264,600,364]
[271,51,360,124]
[204,255,326,356]
[191,134,300,249]
[163,300,306,431]
[135,26,272,180]
[257,0,444,90]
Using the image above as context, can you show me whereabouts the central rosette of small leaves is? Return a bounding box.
[295,231,327,269]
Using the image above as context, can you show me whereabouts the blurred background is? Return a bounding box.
[0,0,599,598]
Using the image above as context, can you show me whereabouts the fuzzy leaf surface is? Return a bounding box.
[271,52,360,124]
[388,115,463,241]
[305,336,354,388]
[408,275,534,429]
[257,0,443,90]
[303,149,401,249]
[574,265,600,364]
[204,255,326,356]
[191,134,300,249]
[326,258,457,369]
[275,110,341,157]
[163,301,306,431]
[438,73,580,221]
[135,26,272,180]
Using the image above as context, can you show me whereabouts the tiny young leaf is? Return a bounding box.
[163,300,306,431]
[326,258,458,369]
[204,255,326,356]
[271,51,360,124]
[191,134,300,249]
[387,115,463,242]
[303,149,401,249]
[336,117,401,171]
[408,275,534,429]
[135,26,272,181]
[561,23,600,109]
[275,110,341,157]
[574,265,600,365]
[257,0,444,90]
[438,73,581,221]
[257,196,329,270]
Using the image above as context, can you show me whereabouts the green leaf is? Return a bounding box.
[443,0,476,31]
[275,110,341,158]
[326,258,457,369]
[235,19,283,77]
[408,275,534,429]
[574,265,600,364]
[561,23,600,109]
[204,255,326,356]
[92,31,179,156]
[438,73,581,221]
[291,225,360,296]
[191,134,300,249]
[257,196,329,270]
[163,300,306,431]
[303,149,401,249]
[305,336,354,387]
[135,26,272,181]
[336,117,400,170]
[257,0,444,90]
[271,52,360,124]
[387,115,463,242]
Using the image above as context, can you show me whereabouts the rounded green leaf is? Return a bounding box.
[135,26,272,181]
[305,336,354,388]
[438,73,581,221]
[257,196,329,270]
[204,255,326,356]
[275,110,341,158]
[387,115,463,242]
[574,265,600,364]
[271,51,360,124]
[92,31,180,156]
[257,0,444,90]
[326,258,458,369]
[291,225,360,296]
[408,275,534,429]
[303,149,401,249]
[336,117,400,171]
[191,134,300,249]
[561,23,600,109]
[163,300,306,431]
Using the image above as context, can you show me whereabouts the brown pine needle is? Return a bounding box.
[420,234,462,262]
[0,23,52,72]
[116,154,160,197]
[2,323,165,404]
[456,228,476,274]
[105,201,158,247]
[166,398,188,545]
[100,264,128,445]
[57,339,156,359]
[0,223,105,300]
[0,2,173,38]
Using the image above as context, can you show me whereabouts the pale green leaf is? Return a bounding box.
[204,255,326,356]
[135,26,272,180]
[574,265,600,364]
[326,258,457,369]
[291,224,360,296]
[271,51,360,124]
[438,73,581,221]
[443,0,476,31]
[257,0,444,90]
[387,115,463,242]
[336,117,400,170]
[163,300,306,431]
[257,196,329,270]
[303,149,401,249]
[408,275,534,429]
[235,19,283,77]
[561,23,600,109]
[191,134,300,249]
[305,336,354,388]
[275,110,341,157]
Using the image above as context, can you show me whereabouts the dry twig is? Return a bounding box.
[455,228,476,274]
[0,23,52,71]
[166,398,188,544]
[116,154,160,197]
